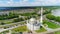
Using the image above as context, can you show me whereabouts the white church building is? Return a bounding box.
[27,18,41,31]
[26,8,43,31]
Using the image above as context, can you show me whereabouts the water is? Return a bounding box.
[0,7,22,11]
[0,7,36,11]
[52,9,60,16]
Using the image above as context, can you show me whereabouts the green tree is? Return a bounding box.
[55,17,60,22]
[46,14,55,20]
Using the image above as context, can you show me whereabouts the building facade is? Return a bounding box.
[27,18,41,31]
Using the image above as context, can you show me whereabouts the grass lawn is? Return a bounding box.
[43,20,60,29]
[12,26,28,32]
[0,19,13,24]
[35,27,46,33]
[54,31,60,34]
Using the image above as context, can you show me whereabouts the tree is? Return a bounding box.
[46,14,55,20]
[55,17,60,22]
[13,18,24,22]
[0,22,5,25]
[35,7,40,12]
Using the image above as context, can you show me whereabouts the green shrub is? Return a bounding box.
[55,17,60,22]
[46,14,55,20]
[13,18,24,22]
[46,14,60,22]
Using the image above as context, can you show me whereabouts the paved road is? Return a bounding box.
[44,15,60,25]
[23,28,60,34]
[0,24,26,33]
[0,20,27,33]
[0,20,27,26]
[38,28,60,34]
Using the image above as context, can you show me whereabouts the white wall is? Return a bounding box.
[27,23,40,31]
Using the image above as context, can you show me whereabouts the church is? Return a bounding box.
[26,8,43,31]
[27,18,41,31]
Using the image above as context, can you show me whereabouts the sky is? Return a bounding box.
[0,0,60,7]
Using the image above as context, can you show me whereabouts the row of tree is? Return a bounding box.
[19,12,37,16]
[46,14,60,22]
[13,18,24,22]
[0,12,19,20]
[0,12,37,20]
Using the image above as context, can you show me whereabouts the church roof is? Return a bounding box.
[30,18,36,22]
[33,23,40,26]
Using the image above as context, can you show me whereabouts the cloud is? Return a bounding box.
[0,0,60,7]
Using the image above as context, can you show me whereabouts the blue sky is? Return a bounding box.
[0,0,60,7]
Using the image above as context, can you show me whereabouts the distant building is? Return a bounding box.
[52,9,60,16]
[0,8,35,15]
[11,9,35,14]
[0,11,9,15]
[27,18,41,31]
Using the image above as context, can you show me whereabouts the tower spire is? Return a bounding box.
[40,7,43,23]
